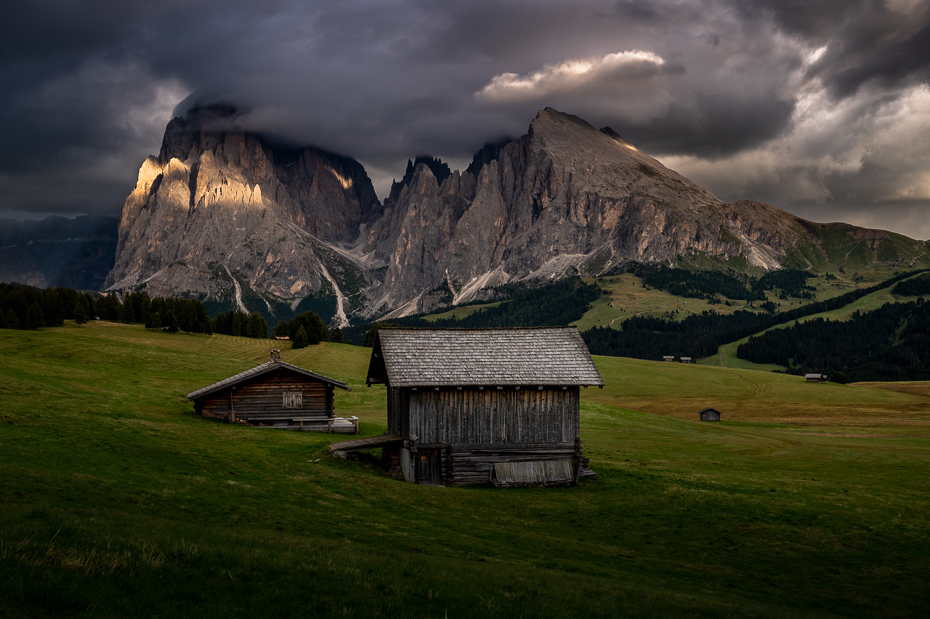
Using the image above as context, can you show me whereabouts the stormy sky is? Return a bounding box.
[2,0,929,239]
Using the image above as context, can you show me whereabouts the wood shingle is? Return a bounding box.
[366,327,604,388]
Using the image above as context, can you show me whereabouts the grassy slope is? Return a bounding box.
[2,323,930,617]
[421,301,503,322]
[573,272,866,332]
[703,273,929,371]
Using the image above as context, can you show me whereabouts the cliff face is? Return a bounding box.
[105,106,930,323]
[361,108,812,315]
[104,107,381,324]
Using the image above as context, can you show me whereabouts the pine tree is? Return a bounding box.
[293,325,309,349]
[247,313,265,338]
[149,312,162,330]
[230,312,242,336]
[121,299,135,323]
[26,304,45,330]
[164,310,179,333]
[332,327,345,344]
[5,309,19,329]
[274,318,289,338]
[74,301,88,325]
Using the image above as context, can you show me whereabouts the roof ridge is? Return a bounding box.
[187,358,350,400]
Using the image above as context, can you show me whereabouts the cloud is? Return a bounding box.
[662,84,930,238]
[0,57,188,215]
[0,0,927,239]
[475,51,667,104]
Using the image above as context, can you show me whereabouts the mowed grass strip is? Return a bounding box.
[1,322,929,617]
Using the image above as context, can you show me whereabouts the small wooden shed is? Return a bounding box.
[698,407,722,421]
[680,357,692,364]
[663,355,675,362]
[805,373,828,383]
[187,350,354,432]
[363,327,604,486]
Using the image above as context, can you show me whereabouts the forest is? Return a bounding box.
[630,265,816,303]
[581,269,923,362]
[341,277,603,345]
[737,299,930,381]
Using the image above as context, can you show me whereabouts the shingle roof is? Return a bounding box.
[187,360,350,400]
[368,327,604,387]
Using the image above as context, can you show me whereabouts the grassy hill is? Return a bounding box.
[2,322,930,617]
[702,272,930,371]
[573,268,910,333]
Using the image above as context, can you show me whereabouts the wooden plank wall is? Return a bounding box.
[448,444,576,485]
[386,388,409,436]
[406,387,579,447]
[200,371,333,422]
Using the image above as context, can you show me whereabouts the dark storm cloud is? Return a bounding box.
[1,0,928,238]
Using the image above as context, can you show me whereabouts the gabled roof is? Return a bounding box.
[187,359,350,400]
[366,327,604,388]
[804,373,827,379]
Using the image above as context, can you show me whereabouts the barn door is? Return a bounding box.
[416,449,442,485]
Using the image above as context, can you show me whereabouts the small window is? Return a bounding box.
[283,392,303,408]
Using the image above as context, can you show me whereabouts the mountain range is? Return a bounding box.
[15,105,930,325]
[0,215,117,290]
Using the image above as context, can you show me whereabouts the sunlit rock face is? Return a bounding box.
[105,106,380,322]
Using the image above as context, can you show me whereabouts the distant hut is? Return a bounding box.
[342,327,603,486]
[680,357,692,364]
[698,407,722,421]
[805,373,828,383]
[187,350,356,432]
[663,355,675,362]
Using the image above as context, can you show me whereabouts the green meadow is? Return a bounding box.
[2,322,930,617]
[573,271,870,332]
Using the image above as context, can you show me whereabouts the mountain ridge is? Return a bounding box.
[101,105,930,324]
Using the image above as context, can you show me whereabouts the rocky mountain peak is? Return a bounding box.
[102,106,929,325]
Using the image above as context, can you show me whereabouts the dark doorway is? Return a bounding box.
[416,449,442,485]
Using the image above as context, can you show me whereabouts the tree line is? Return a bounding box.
[582,269,926,361]
[630,264,816,303]
[736,298,930,381]
[343,277,604,346]
[0,283,339,347]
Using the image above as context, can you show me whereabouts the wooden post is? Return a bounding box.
[574,436,584,485]
[228,388,236,423]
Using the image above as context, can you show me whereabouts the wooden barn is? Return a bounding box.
[358,327,604,486]
[698,407,722,421]
[187,350,356,432]
[805,373,828,383]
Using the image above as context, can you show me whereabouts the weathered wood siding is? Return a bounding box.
[386,387,409,437]
[448,444,576,484]
[404,387,579,447]
[200,370,334,422]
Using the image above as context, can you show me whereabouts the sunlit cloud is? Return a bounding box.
[475,51,667,104]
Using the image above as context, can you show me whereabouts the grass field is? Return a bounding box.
[2,322,930,617]
[702,273,929,371]
[573,272,872,332]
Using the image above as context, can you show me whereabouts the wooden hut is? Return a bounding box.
[680,357,692,364]
[360,327,604,486]
[187,350,355,432]
[663,355,675,362]
[805,373,828,383]
[698,407,722,421]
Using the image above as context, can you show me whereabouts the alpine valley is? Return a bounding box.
[102,105,930,326]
